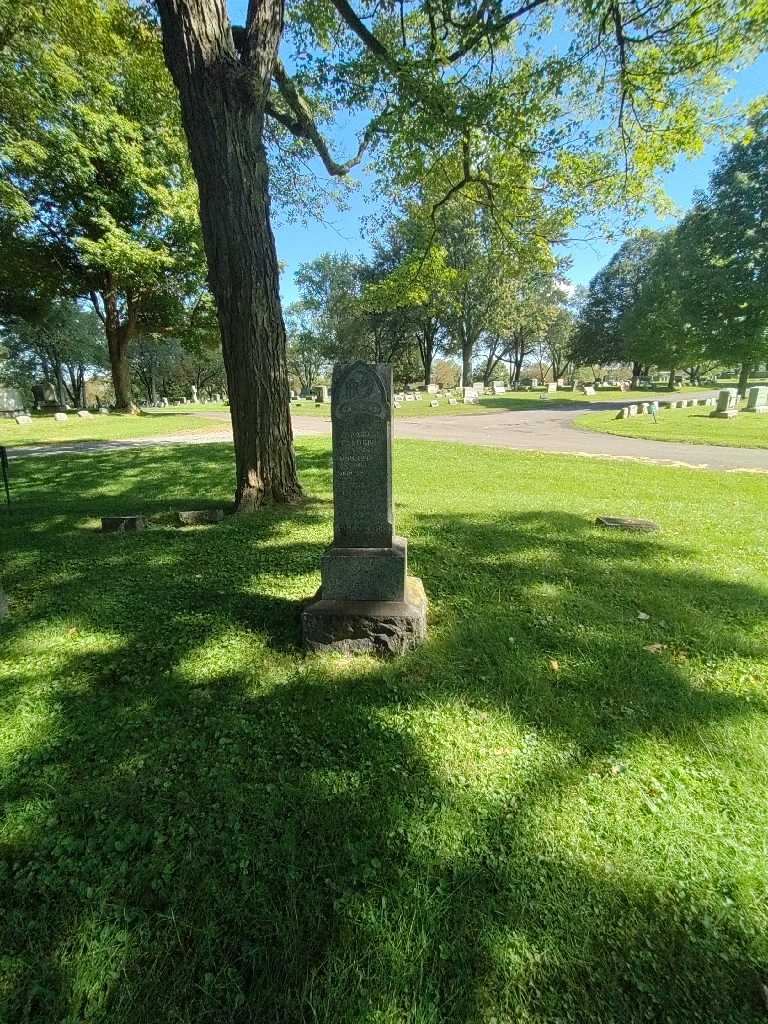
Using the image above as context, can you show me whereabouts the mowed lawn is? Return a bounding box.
[1,439,767,1023]
[0,407,228,447]
[575,404,768,449]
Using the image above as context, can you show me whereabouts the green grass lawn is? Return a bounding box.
[2,439,767,1022]
[0,407,229,448]
[575,404,768,449]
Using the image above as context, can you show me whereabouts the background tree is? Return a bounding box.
[285,303,327,392]
[155,0,765,508]
[362,240,455,384]
[676,114,768,394]
[0,0,204,411]
[0,301,105,407]
[572,233,661,386]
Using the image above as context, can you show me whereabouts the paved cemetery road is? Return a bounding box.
[6,395,768,472]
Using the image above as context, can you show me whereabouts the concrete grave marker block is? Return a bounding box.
[53,412,68,422]
[178,509,225,525]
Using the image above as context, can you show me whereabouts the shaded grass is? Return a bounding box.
[1,439,767,1023]
[575,404,768,449]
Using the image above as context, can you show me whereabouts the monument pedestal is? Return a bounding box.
[301,361,427,655]
[303,576,427,655]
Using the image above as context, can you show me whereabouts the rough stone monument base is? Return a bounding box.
[711,409,739,418]
[302,575,427,656]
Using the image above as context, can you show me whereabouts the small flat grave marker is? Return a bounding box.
[178,509,225,525]
[596,516,659,533]
[102,515,145,532]
[54,412,67,423]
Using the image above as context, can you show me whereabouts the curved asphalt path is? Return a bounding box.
[6,394,768,473]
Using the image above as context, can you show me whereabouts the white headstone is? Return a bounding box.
[746,386,768,412]
[54,412,67,423]
[77,409,92,418]
[15,414,32,425]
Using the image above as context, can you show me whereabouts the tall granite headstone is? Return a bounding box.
[302,361,427,655]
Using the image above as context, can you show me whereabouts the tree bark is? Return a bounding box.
[461,342,473,386]
[667,368,676,391]
[631,360,642,389]
[157,0,301,511]
[737,361,752,397]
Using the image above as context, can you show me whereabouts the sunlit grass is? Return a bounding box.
[575,403,768,448]
[1,439,767,1022]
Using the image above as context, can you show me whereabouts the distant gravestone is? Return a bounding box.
[0,388,24,414]
[473,383,485,396]
[99,408,110,415]
[190,385,198,403]
[462,387,477,404]
[448,397,458,405]
[429,399,439,408]
[582,385,596,397]
[77,409,92,418]
[627,404,638,416]
[547,382,557,393]
[302,362,427,654]
[425,383,439,394]
[314,385,330,403]
[493,382,506,394]
[746,386,768,414]
[711,388,739,419]
[15,414,32,425]
[53,412,67,423]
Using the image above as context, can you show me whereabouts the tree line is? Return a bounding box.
[1,0,765,508]
[286,202,579,392]
[573,114,768,394]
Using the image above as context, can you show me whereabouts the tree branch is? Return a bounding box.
[268,60,382,175]
[327,0,401,73]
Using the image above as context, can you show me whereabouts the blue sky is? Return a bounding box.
[228,1,767,303]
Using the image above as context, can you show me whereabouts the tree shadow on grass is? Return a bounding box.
[1,454,767,1022]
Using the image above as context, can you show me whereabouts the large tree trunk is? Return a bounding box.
[157,0,301,511]
[461,341,473,387]
[737,361,752,397]
[105,324,134,411]
[667,367,676,391]
[631,360,642,390]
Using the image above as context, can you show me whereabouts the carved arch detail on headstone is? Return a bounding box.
[332,361,389,422]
